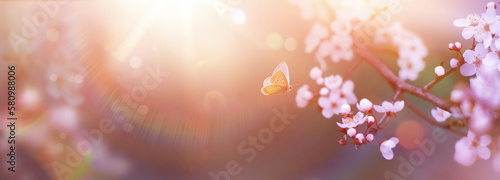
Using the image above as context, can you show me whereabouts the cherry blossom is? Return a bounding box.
[318,89,347,118]
[469,103,494,135]
[324,75,343,90]
[460,43,488,76]
[336,112,367,129]
[374,101,405,114]
[454,131,491,166]
[431,107,451,122]
[380,137,399,160]
[454,14,492,48]
[329,33,354,63]
[397,55,426,81]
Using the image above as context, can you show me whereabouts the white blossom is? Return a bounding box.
[374,101,405,114]
[454,131,491,166]
[380,137,399,160]
[431,107,451,122]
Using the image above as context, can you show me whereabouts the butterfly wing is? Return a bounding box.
[261,84,288,95]
[263,76,272,87]
[272,61,290,85]
[269,70,289,88]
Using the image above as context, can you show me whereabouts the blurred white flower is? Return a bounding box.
[315,41,334,70]
[431,107,451,122]
[305,23,329,53]
[454,131,491,166]
[330,20,351,35]
[397,56,425,81]
[289,0,328,20]
[337,112,366,129]
[374,101,405,114]
[340,80,357,104]
[482,51,499,70]
[296,85,313,108]
[469,103,493,135]
[356,98,373,112]
[331,0,373,22]
[319,87,329,96]
[324,75,343,90]
[398,37,428,60]
[318,89,347,118]
[380,137,399,160]
[329,33,354,63]
[310,66,322,80]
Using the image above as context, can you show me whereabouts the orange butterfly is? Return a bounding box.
[261,61,292,95]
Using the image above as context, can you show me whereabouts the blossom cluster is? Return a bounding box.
[291,0,417,161]
[292,0,388,70]
[375,22,428,81]
[433,1,500,170]
[296,67,356,118]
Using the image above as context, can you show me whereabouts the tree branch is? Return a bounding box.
[356,48,457,112]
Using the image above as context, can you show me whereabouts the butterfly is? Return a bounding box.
[261,61,292,95]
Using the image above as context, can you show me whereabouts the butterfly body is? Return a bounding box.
[261,62,292,95]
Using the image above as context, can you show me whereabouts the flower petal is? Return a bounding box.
[373,105,385,113]
[463,50,476,64]
[483,52,498,67]
[460,63,476,76]
[462,26,475,39]
[454,18,470,27]
[477,146,491,160]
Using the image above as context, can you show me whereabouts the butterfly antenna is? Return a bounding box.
[291,81,302,87]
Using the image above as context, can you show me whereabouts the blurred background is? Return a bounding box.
[0,0,497,179]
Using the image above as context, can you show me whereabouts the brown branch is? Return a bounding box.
[356,48,457,112]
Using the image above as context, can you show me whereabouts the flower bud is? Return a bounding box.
[347,128,356,137]
[366,134,374,142]
[435,66,445,76]
[338,138,347,145]
[357,98,373,112]
[448,43,455,50]
[450,58,459,68]
[367,116,375,127]
[454,42,462,49]
[355,133,365,144]
[340,104,351,115]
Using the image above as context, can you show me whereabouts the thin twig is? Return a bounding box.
[400,95,466,136]
[342,57,363,80]
[423,68,456,91]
